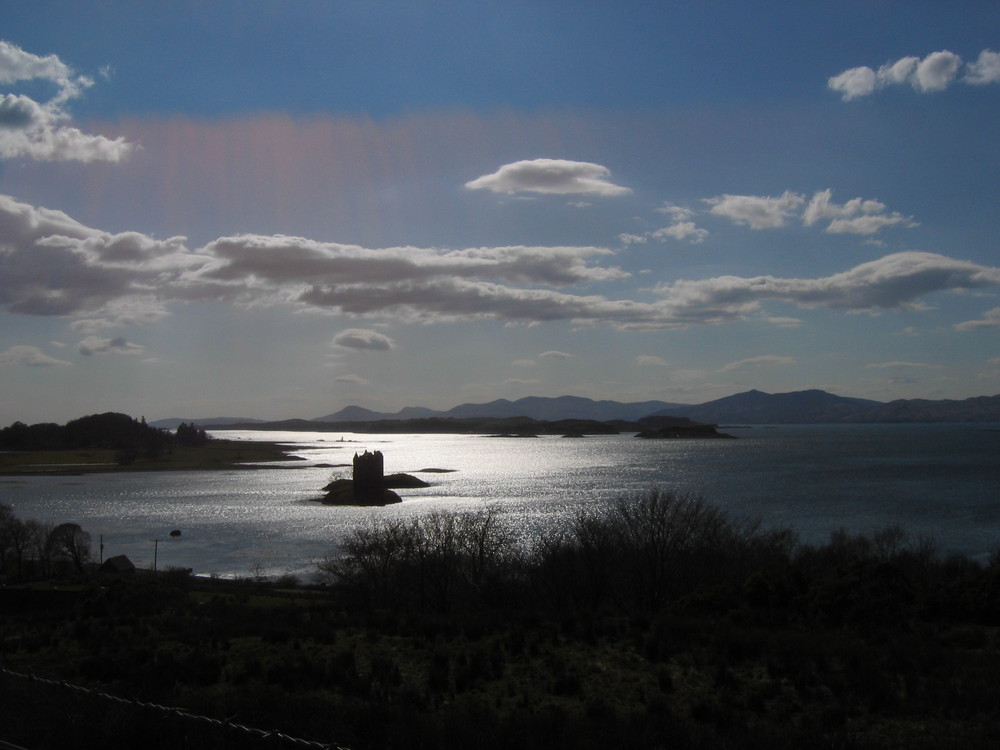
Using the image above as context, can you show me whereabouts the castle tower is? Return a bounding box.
[353,450,384,501]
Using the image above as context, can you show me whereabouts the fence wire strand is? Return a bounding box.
[0,664,350,750]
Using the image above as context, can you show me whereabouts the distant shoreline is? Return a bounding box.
[0,439,301,476]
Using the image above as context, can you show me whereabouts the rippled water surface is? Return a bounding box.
[3,424,998,578]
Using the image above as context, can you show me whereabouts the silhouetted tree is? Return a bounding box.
[47,522,92,573]
[176,422,209,447]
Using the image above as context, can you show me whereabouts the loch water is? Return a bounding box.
[2,423,999,579]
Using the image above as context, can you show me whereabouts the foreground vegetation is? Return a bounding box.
[3,491,1000,748]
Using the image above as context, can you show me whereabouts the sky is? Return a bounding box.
[2,1,1000,424]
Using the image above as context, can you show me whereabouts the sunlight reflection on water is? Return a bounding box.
[4,425,999,579]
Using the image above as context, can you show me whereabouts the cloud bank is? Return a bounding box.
[2,193,999,335]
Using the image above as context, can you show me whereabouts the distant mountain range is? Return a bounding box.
[151,390,1000,429]
[313,395,685,424]
[651,389,885,424]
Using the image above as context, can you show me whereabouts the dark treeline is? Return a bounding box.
[4,491,1000,749]
[0,412,208,462]
[0,504,93,579]
[317,490,1000,626]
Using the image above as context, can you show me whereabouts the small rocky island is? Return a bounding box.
[316,449,430,506]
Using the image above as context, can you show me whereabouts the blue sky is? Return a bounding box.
[2,1,1000,423]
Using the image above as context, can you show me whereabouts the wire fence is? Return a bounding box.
[0,664,351,750]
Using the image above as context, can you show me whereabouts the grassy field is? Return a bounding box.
[0,439,299,475]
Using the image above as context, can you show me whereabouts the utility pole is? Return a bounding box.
[153,538,159,573]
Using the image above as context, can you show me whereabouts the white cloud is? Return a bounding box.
[651,221,709,243]
[765,316,802,328]
[800,189,914,235]
[828,66,878,100]
[826,213,916,235]
[332,328,396,351]
[655,252,1000,322]
[198,236,628,288]
[334,374,370,385]
[915,51,962,92]
[618,233,647,245]
[0,40,133,162]
[865,361,941,369]
[803,189,885,225]
[634,189,908,246]
[877,57,919,87]
[966,49,1000,85]
[0,41,73,83]
[465,158,631,196]
[0,194,195,317]
[955,307,1000,331]
[718,355,796,373]
[77,336,145,356]
[655,202,696,222]
[831,49,1000,99]
[704,191,805,229]
[5,195,1000,335]
[636,355,668,367]
[539,350,575,359]
[0,344,71,367]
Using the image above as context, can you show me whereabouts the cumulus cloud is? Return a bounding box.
[332,328,396,351]
[704,191,805,229]
[0,40,132,161]
[966,49,1000,85]
[954,307,1000,331]
[914,51,963,91]
[539,350,574,359]
[718,355,796,373]
[651,222,709,243]
[830,49,1000,99]
[656,202,696,222]
[634,189,909,241]
[464,159,631,196]
[828,66,878,100]
[77,336,145,356]
[804,189,917,235]
[0,344,71,367]
[618,233,647,246]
